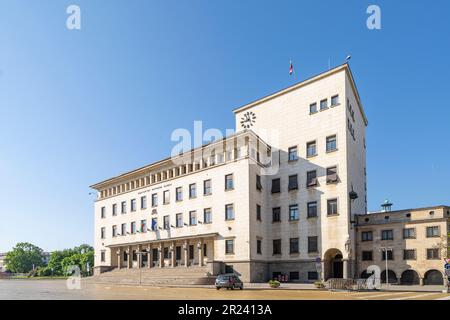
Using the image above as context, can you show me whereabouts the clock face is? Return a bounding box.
[240,111,256,129]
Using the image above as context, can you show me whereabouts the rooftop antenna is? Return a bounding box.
[381,199,393,212]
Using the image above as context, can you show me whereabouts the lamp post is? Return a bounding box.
[136,251,146,285]
[379,247,393,288]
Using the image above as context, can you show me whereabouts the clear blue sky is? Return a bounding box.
[1,0,449,252]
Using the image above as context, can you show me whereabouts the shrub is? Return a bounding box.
[269,280,281,288]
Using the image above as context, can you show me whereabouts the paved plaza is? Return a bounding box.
[1,279,449,300]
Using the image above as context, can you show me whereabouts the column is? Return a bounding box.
[117,248,121,270]
[127,246,132,269]
[171,243,176,267]
[147,245,152,269]
[420,278,424,286]
[197,240,203,266]
[184,241,188,267]
[320,261,325,281]
[137,245,141,269]
[343,259,348,279]
[159,244,164,268]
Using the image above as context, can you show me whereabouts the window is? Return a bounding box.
[130,199,136,212]
[176,187,183,201]
[112,225,117,237]
[361,231,373,241]
[362,251,373,261]
[403,249,416,260]
[273,239,282,255]
[306,141,317,157]
[130,222,136,234]
[272,207,281,222]
[225,204,234,220]
[427,248,440,260]
[289,238,299,254]
[204,208,212,224]
[308,272,319,280]
[308,236,318,253]
[204,179,212,195]
[331,95,339,106]
[381,229,394,240]
[151,193,158,207]
[151,218,158,231]
[256,204,261,221]
[189,183,196,198]
[100,251,105,262]
[426,226,440,238]
[326,135,337,152]
[320,99,328,110]
[163,190,170,204]
[101,207,106,218]
[309,102,317,114]
[256,175,262,191]
[327,199,338,216]
[256,239,262,254]
[306,170,317,187]
[189,211,197,226]
[288,146,298,161]
[289,204,299,221]
[176,213,183,227]
[326,166,338,184]
[307,202,317,218]
[287,175,298,191]
[271,178,280,193]
[121,223,126,235]
[163,215,170,230]
[140,220,147,233]
[112,204,117,216]
[290,272,300,281]
[403,228,416,239]
[140,196,147,209]
[121,201,127,214]
[225,239,234,254]
[225,174,234,190]
[164,247,169,259]
[100,227,105,239]
[381,250,393,260]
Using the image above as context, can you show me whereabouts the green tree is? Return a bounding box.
[4,242,44,273]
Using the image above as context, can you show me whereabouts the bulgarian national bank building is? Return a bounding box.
[90,64,368,282]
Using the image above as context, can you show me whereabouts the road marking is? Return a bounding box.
[435,295,450,300]
[389,293,438,300]
[357,292,411,300]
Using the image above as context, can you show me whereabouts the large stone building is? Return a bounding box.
[356,204,450,285]
[90,63,369,282]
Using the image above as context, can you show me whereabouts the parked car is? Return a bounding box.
[215,273,244,290]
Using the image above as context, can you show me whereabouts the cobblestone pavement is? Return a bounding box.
[1,280,449,300]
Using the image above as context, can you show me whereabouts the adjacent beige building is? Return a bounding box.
[91,64,369,282]
[356,204,450,285]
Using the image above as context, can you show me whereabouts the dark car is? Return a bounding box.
[215,273,243,290]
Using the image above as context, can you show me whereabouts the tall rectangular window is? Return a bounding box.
[289,238,299,254]
[309,102,317,114]
[288,146,298,161]
[112,225,117,237]
[130,199,136,212]
[306,170,317,187]
[225,239,234,254]
[306,141,317,157]
[121,223,126,235]
[225,174,234,190]
[326,166,338,184]
[100,227,105,239]
[163,215,170,230]
[101,207,106,219]
[288,175,298,191]
[256,239,262,254]
[289,204,299,221]
[381,230,394,240]
[203,208,212,224]
[130,222,136,234]
[271,178,281,193]
[121,201,127,214]
[163,190,170,204]
[225,204,234,220]
[151,193,158,207]
[112,204,117,216]
[256,204,261,221]
[204,179,212,195]
[273,239,282,255]
[326,135,337,152]
[307,202,317,218]
[151,218,158,231]
[140,220,147,233]
[141,196,147,209]
[320,99,328,110]
[256,175,262,191]
[100,251,105,262]
[308,236,318,253]
[176,187,183,201]
[176,213,183,228]
[272,207,281,222]
[189,183,196,198]
[331,94,339,106]
[189,210,197,226]
[426,226,440,238]
[327,199,338,215]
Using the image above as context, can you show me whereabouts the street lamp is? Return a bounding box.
[379,247,393,287]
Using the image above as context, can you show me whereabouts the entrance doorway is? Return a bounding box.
[324,248,344,280]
